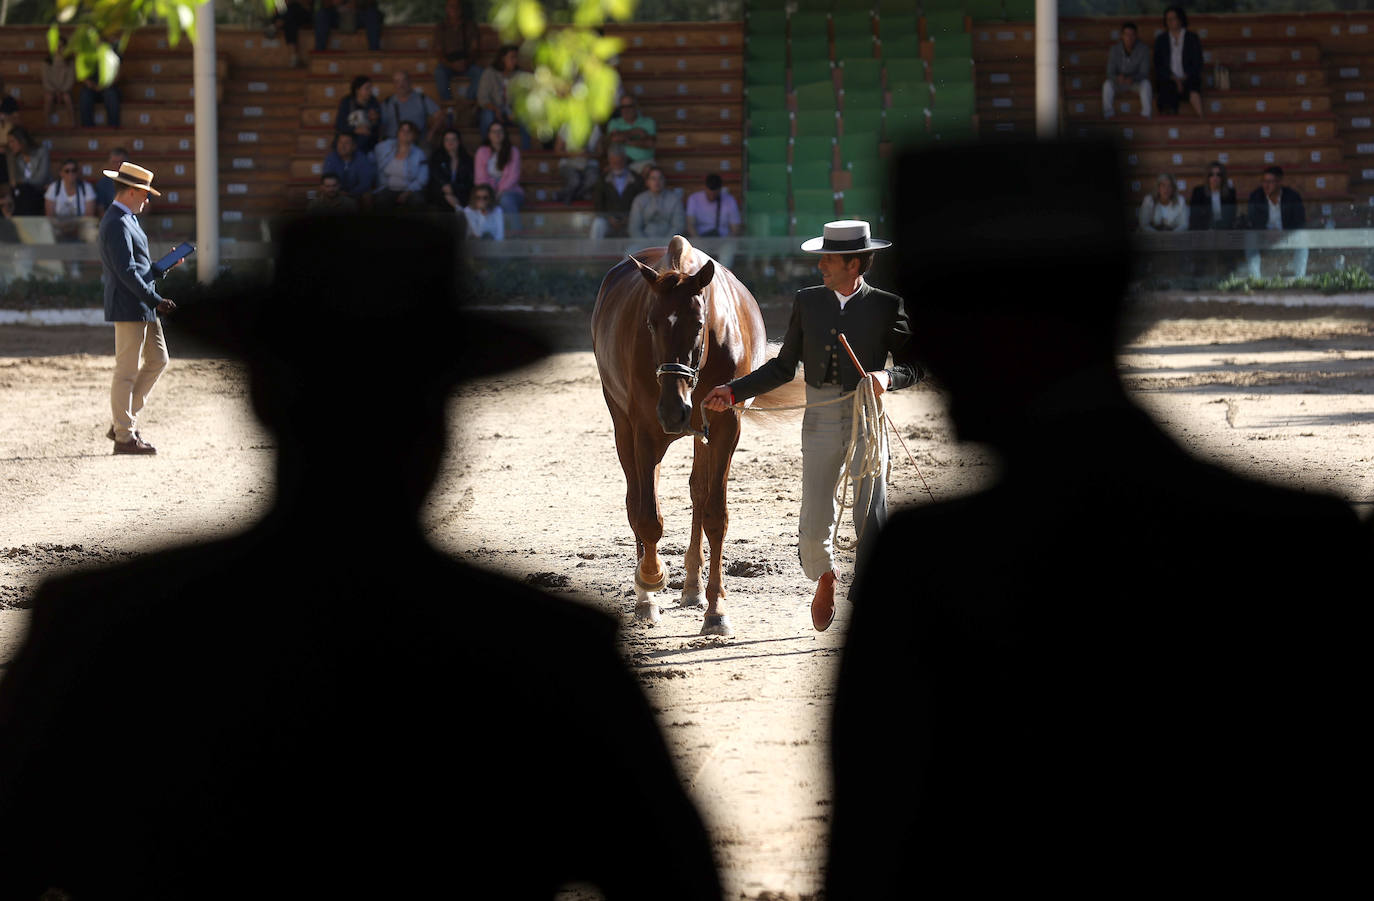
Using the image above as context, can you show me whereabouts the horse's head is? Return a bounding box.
[631,253,716,436]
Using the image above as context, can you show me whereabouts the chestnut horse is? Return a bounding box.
[591,236,767,637]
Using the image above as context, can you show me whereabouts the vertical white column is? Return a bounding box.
[194,0,219,282]
[1035,0,1060,138]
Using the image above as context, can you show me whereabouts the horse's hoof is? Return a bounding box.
[698,614,732,637]
[634,567,668,593]
[679,587,707,608]
[634,602,661,624]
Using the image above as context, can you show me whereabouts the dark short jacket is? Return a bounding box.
[729,282,922,399]
[1246,185,1306,230]
[1153,29,1203,86]
[323,149,377,197]
[594,167,646,217]
[334,94,382,152]
[427,149,474,207]
[99,204,164,322]
[1188,184,1237,230]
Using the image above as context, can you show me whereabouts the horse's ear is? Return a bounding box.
[630,255,659,289]
[692,259,715,292]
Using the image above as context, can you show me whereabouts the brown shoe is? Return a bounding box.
[113,436,157,455]
[811,570,836,632]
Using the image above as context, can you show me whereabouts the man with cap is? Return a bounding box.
[98,161,179,455]
[702,220,922,632]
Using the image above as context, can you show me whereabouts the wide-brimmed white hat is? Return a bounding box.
[800,219,891,254]
[101,161,162,197]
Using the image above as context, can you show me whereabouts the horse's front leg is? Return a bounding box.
[681,440,708,610]
[697,410,740,637]
[631,431,671,622]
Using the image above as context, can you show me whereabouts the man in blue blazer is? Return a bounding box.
[703,220,923,632]
[99,162,177,455]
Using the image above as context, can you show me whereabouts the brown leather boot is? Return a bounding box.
[811,570,836,632]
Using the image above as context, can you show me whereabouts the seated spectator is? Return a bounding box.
[41,37,77,127]
[434,0,483,114]
[1102,22,1151,120]
[308,173,359,213]
[6,127,50,215]
[267,1,314,68]
[553,121,602,204]
[336,75,382,153]
[1153,6,1203,117]
[93,147,128,216]
[372,120,429,211]
[44,157,95,240]
[629,166,685,240]
[380,70,442,146]
[1,83,20,184]
[1245,165,1307,279]
[685,174,741,238]
[1138,173,1189,232]
[473,120,524,234]
[0,191,19,244]
[316,0,383,53]
[590,145,645,239]
[323,132,376,204]
[79,70,121,128]
[1188,160,1237,230]
[475,45,531,150]
[608,95,656,176]
[462,183,504,240]
[428,127,474,211]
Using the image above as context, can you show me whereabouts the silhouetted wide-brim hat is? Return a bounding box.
[799,220,892,254]
[101,161,162,196]
[172,214,548,384]
[891,136,1129,317]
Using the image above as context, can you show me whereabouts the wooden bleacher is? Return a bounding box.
[4,13,1373,243]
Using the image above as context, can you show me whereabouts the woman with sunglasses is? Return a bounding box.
[461,184,503,240]
[44,158,95,239]
[1188,161,1237,231]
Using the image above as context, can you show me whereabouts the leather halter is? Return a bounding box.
[655,361,699,389]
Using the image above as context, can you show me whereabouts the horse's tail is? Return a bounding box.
[737,341,805,428]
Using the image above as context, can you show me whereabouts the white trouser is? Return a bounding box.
[1102,78,1152,117]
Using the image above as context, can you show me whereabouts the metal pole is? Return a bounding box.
[194,0,219,282]
[1035,0,1059,138]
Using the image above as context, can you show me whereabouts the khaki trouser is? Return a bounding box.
[798,384,887,583]
[110,319,169,441]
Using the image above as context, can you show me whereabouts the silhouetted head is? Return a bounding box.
[893,138,1130,446]
[631,241,715,435]
[175,215,547,516]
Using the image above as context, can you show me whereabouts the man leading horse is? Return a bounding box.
[703,220,923,632]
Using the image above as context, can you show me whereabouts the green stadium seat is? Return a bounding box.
[885,104,928,141]
[1003,0,1033,18]
[832,10,874,37]
[930,31,973,59]
[747,11,788,36]
[790,37,833,68]
[747,135,789,165]
[746,83,788,111]
[792,163,835,191]
[877,12,920,40]
[792,210,834,238]
[833,33,876,60]
[929,57,972,86]
[879,0,921,12]
[932,81,975,115]
[884,57,925,86]
[841,88,884,115]
[792,187,837,216]
[839,131,882,167]
[839,186,884,221]
[791,134,837,167]
[748,162,791,193]
[844,162,887,192]
[794,107,839,137]
[795,0,835,11]
[794,79,837,111]
[928,109,975,141]
[922,10,966,38]
[888,80,931,109]
[751,0,788,9]
[743,188,789,224]
[791,11,832,37]
[965,0,1005,21]
[840,57,884,91]
[840,107,885,138]
[747,35,788,63]
[920,0,966,11]
[748,108,793,138]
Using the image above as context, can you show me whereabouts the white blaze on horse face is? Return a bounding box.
[667,313,678,329]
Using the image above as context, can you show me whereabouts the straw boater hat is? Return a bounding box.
[800,219,892,254]
[101,161,162,197]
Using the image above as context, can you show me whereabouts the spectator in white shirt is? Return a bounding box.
[1138,172,1189,232]
[463,183,504,240]
[45,157,96,242]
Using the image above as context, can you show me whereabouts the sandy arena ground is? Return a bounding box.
[2,298,1372,899]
